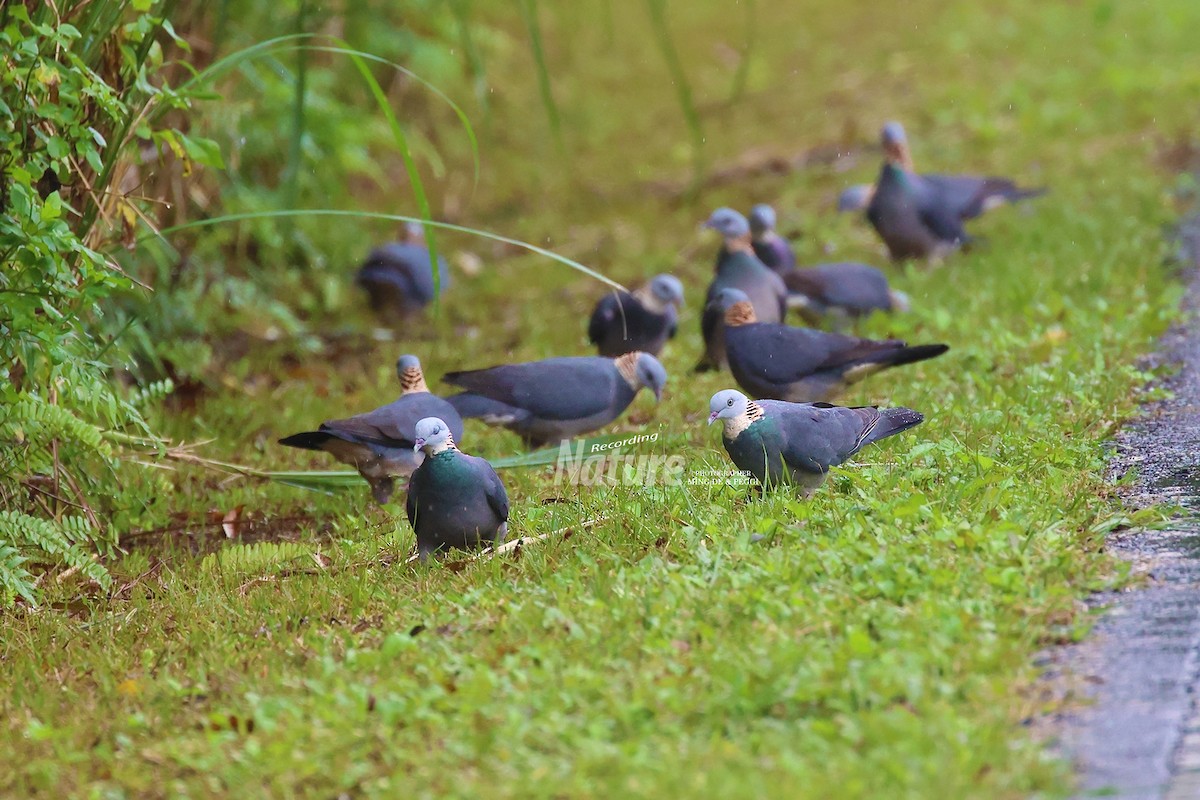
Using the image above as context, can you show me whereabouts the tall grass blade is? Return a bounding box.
[517,0,564,157]
[728,0,756,103]
[645,0,704,194]
[149,210,628,291]
[342,45,443,312]
[448,0,490,117]
[283,0,310,244]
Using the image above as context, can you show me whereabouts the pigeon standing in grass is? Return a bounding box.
[716,289,948,402]
[707,389,925,492]
[840,122,1045,219]
[407,417,509,560]
[587,274,684,357]
[783,262,910,328]
[278,355,464,504]
[445,352,667,448]
[356,222,452,322]
[748,204,797,274]
[697,207,788,371]
[867,126,972,261]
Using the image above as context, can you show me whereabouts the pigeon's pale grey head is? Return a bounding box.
[413,416,454,454]
[703,207,751,239]
[837,184,874,212]
[649,274,685,307]
[635,352,668,402]
[881,122,912,167]
[403,221,427,242]
[396,354,422,374]
[711,287,752,311]
[708,389,749,425]
[881,122,908,147]
[748,204,777,236]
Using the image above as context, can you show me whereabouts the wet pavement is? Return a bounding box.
[1057,219,1200,799]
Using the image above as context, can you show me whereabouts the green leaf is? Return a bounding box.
[179,134,226,170]
[41,192,62,221]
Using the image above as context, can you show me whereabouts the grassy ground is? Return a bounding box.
[4,0,1200,797]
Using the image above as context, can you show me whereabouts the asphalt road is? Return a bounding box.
[1057,218,1200,800]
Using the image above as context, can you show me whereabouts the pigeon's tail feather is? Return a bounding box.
[862,407,925,447]
[278,431,336,451]
[876,342,949,369]
[446,392,525,423]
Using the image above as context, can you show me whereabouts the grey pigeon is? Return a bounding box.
[356,222,452,322]
[278,354,465,504]
[708,388,924,493]
[845,122,1044,222]
[748,204,797,274]
[783,262,910,328]
[716,289,948,402]
[587,274,684,357]
[406,417,509,560]
[696,207,788,371]
[445,352,667,448]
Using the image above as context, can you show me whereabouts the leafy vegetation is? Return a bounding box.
[3,0,1200,797]
[0,0,221,604]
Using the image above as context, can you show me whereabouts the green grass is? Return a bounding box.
[4,0,1200,797]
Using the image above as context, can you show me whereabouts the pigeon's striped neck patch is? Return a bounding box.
[400,367,429,394]
[724,301,757,327]
[614,352,641,389]
[426,432,458,455]
[725,399,765,437]
[723,232,755,255]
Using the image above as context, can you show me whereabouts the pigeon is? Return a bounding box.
[278,354,465,504]
[707,388,925,493]
[866,151,971,262]
[406,417,509,560]
[355,222,452,322]
[715,289,948,402]
[444,352,667,448]
[843,122,1044,221]
[587,274,684,357]
[783,262,910,328]
[748,204,797,274]
[697,207,788,371]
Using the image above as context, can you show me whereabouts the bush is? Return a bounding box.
[0,1,216,604]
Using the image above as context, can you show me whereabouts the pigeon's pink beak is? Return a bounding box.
[413,438,426,453]
[708,412,719,425]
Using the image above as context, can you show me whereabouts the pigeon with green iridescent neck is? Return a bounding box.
[445,352,667,448]
[748,204,797,274]
[588,274,684,357]
[707,389,925,493]
[840,122,1045,220]
[278,355,464,505]
[406,417,508,560]
[356,222,452,322]
[716,289,948,402]
[696,207,788,371]
[783,262,909,328]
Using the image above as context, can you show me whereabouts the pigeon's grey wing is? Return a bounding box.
[324,393,454,448]
[915,191,970,243]
[813,264,892,312]
[476,458,510,523]
[765,402,873,472]
[444,359,619,421]
[730,325,849,383]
